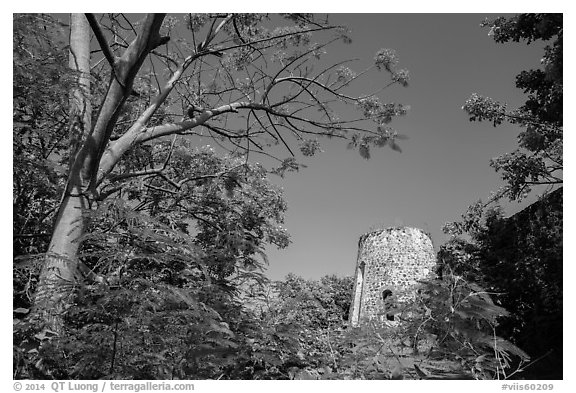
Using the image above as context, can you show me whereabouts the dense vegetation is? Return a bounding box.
[13,13,560,380]
[15,263,529,379]
[441,13,563,379]
[440,189,562,379]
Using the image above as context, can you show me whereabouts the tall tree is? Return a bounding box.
[18,14,410,333]
[462,14,562,202]
[32,14,93,333]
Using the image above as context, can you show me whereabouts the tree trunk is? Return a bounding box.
[31,13,91,333]
[32,193,88,332]
[31,14,167,333]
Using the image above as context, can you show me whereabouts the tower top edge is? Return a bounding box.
[358,226,431,246]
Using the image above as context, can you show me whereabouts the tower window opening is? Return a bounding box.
[382,289,395,321]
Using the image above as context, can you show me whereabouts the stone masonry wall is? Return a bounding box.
[349,227,436,325]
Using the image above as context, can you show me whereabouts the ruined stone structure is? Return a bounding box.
[349,227,436,326]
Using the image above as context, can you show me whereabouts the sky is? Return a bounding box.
[261,13,556,281]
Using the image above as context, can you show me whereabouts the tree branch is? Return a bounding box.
[85,13,116,71]
[76,14,167,196]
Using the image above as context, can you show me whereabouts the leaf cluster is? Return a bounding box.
[464,14,562,202]
[439,189,562,378]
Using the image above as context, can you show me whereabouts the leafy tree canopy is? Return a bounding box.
[13,12,415,377]
[462,13,562,202]
[13,13,411,314]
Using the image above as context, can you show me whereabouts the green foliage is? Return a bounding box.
[272,273,353,328]
[109,140,290,280]
[440,189,562,378]
[15,257,528,380]
[241,274,355,378]
[407,275,529,379]
[13,14,74,315]
[14,197,273,379]
[449,16,563,377]
[13,14,70,253]
[463,14,562,202]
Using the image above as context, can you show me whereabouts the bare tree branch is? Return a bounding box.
[86,13,116,71]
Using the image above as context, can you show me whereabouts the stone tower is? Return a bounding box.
[349,227,436,326]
